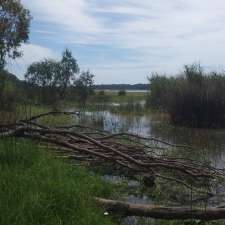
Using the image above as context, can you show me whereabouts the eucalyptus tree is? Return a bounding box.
[0,0,31,69]
[58,49,79,99]
[25,49,79,103]
[25,59,60,103]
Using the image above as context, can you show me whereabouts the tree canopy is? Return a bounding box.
[0,0,31,69]
[74,70,94,105]
[25,49,80,102]
[58,49,79,98]
[25,59,60,87]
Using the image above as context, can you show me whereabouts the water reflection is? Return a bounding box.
[76,110,225,167]
[74,109,225,225]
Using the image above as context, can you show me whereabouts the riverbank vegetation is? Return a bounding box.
[0,67,147,116]
[2,111,225,224]
[0,138,117,225]
[2,1,225,224]
[147,64,225,128]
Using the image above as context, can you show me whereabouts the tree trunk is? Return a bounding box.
[96,197,225,220]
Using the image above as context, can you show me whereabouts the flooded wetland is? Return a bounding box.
[70,101,225,225]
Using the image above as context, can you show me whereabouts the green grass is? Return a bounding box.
[90,91,147,104]
[0,105,74,126]
[108,91,147,103]
[0,139,117,225]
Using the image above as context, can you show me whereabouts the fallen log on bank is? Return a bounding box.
[96,197,225,220]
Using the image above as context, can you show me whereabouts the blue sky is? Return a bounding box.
[7,0,225,84]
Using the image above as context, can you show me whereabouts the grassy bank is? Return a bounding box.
[0,139,117,225]
[0,105,74,125]
[89,90,147,104]
[0,91,148,125]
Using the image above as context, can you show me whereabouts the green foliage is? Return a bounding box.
[94,91,146,103]
[25,59,60,104]
[147,73,174,111]
[0,0,31,68]
[58,49,80,99]
[25,49,79,103]
[25,59,59,87]
[74,70,95,106]
[95,84,148,91]
[99,90,105,96]
[87,90,112,104]
[0,139,116,225]
[118,89,126,96]
[0,70,20,111]
[147,64,225,128]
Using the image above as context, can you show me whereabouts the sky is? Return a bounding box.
[6,0,225,84]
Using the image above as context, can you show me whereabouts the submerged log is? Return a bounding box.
[96,197,225,220]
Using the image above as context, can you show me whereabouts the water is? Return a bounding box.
[72,108,225,224]
[76,110,225,166]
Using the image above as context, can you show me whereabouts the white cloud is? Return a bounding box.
[22,0,101,34]
[12,0,225,83]
[7,44,58,79]
[20,0,225,48]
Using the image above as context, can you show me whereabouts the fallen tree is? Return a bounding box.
[96,197,225,220]
[1,111,225,220]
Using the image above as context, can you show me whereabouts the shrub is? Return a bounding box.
[118,89,126,96]
[148,64,225,128]
[99,90,105,96]
[0,71,18,111]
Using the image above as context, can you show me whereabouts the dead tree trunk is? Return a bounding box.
[96,197,225,220]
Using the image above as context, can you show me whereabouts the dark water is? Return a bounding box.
[73,109,225,225]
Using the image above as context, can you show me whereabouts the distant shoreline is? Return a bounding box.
[94,84,149,91]
[95,89,148,93]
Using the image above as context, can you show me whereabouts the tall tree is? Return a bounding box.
[25,59,59,87]
[0,0,31,69]
[25,59,60,103]
[25,49,80,103]
[74,70,94,106]
[58,49,79,99]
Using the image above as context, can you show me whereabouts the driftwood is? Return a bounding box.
[1,111,225,220]
[96,197,225,220]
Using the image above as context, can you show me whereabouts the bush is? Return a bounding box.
[99,90,105,96]
[147,74,174,111]
[148,64,225,128]
[90,90,112,103]
[0,70,18,111]
[118,89,126,96]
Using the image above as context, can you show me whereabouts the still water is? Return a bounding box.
[75,110,225,168]
[73,108,225,224]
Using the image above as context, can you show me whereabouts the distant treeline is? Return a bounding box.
[94,84,148,90]
[147,64,225,128]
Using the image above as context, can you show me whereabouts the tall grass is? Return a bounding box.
[89,91,146,104]
[0,139,116,225]
[0,104,74,125]
[147,64,225,128]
